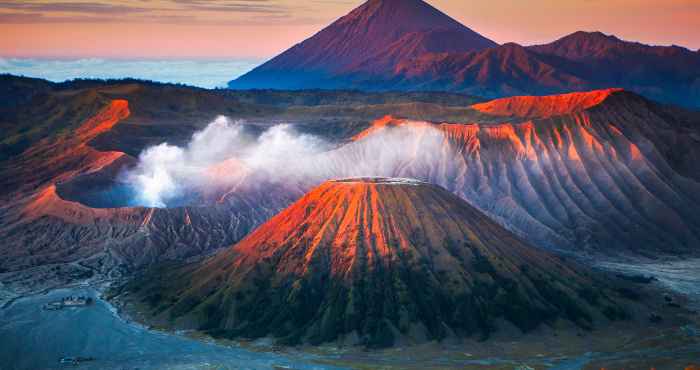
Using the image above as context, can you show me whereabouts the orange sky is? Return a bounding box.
[1,0,698,59]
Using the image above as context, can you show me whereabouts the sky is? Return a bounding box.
[0,0,698,60]
[0,0,698,88]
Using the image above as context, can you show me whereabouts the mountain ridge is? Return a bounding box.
[528,31,698,60]
[470,88,624,118]
[345,88,700,254]
[229,0,700,108]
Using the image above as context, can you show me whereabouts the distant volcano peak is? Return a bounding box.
[230,0,496,89]
[347,0,468,30]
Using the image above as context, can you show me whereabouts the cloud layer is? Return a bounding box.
[0,58,259,88]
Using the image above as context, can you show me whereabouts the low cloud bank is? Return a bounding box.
[0,58,260,88]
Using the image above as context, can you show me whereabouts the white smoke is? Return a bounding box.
[131,143,183,208]
[126,116,243,207]
[125,115,451,208]
[243,123,331,175]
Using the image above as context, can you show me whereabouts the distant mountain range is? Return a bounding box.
[230,0,700,109]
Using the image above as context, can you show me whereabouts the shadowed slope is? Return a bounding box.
[527,31,700,107]
[128,178,629,347]
[360,43,587,97]
[529,31,699,62]
[343,36,700,108]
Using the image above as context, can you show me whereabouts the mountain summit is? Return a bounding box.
[228,4,700,108]
[230,0,497,89]
[126,178,630,347]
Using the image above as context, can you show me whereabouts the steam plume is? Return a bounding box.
[125,116,451,207]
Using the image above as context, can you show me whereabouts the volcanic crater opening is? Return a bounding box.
[331,177,426,185]
[59,112,461,210]
[55,157,203,209]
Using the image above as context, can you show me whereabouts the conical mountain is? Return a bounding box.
[127,178,630,347]
[230,0,497,89]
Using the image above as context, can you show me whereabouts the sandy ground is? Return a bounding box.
[3,258,700,369]
[111,278,700,370]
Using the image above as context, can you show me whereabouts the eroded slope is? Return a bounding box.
[343,90,700,255]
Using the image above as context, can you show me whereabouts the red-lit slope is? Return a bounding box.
[129,178,628,347]
[470,89,622,118]
[342,90,700,255]
[1,99,131,194]
[24,184,146,225]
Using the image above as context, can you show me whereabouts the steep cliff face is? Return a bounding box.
[343,90,700,255]
[127,178,628,347]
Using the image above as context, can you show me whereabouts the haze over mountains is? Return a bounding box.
[230,0,700,109]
